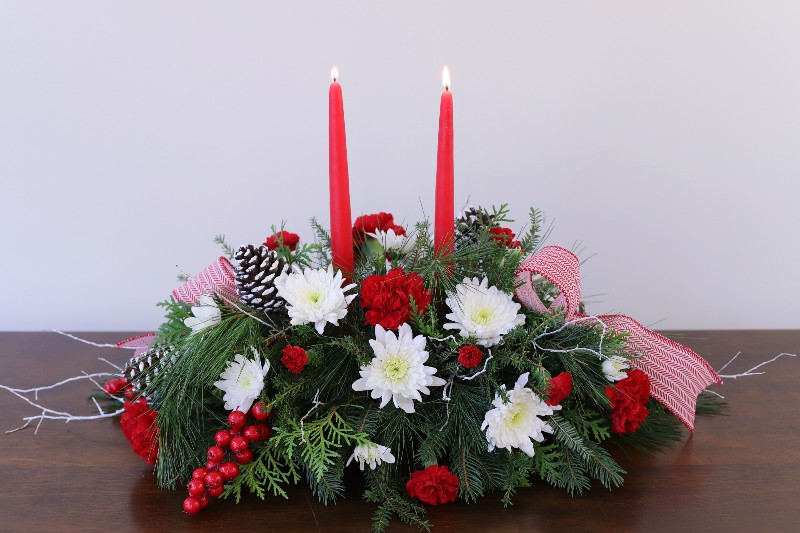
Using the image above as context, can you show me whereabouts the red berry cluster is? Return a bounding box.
[182,402,272,515]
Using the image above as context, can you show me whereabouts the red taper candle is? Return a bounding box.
[329,66,355,275]
[435,66,454,256]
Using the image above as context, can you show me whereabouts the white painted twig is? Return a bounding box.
[300,389,325,444]
[51,330,136,349]
[717,352,797,380]
[530,315,609,359]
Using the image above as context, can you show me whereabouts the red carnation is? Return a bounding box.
[458,345,483,369]
[605,369,651,434]
[489,227,521,248]
[281,345,309,374]
[406,465,460,505]
[546,372,573,406]
[264,231,300,251]
[352,212,406,245]
[120,398,159,465]
[360,268,431,330]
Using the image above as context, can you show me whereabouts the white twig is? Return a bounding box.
[703,389,725,399]
[300,389,325,444]
[715,352,740,374]
[97,357,123,372]
[430,335,459,344]
[51,330,136,349]
[439,375,455,430]
[717,352,797,380]
[530,315,609,359]
[1,372,124,434]
[460,350,494,381]
[217,293,272,328]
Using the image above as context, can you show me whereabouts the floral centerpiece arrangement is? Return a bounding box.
[102,203,722,530]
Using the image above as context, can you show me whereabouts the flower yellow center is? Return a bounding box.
[307,290,323,306]
[383,356,411,383]
[471,308,494,325]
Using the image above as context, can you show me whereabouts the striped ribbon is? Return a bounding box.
[515,245,722,430]
[115,333,157,357]
[172,257,238,305]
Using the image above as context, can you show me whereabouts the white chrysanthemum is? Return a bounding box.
[346,443,396,471]
[213,350,270,412]
[602,356,629,382]
[274,266,356,334]
[481,372,560,457]
[184,295,221,335]
[367,229,415,255]
[352,324,446,414]
[443,277,525,347]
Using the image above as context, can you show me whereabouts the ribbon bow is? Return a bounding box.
[515,246,722,430]
[115,257,238,352]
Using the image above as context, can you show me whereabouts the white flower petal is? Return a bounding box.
[443,278,525,347]
[352,323,444,413]
[275,266,355,334]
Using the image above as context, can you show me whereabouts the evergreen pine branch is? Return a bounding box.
[549,414,625,491]
[213,234,237,260]
[363,469,430,533]
[222,440,302,502]
[696,391,728,416]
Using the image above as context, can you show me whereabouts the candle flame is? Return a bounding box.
[331,66,339,82]
[442,66,450,90]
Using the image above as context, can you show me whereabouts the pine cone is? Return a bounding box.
[124,345,174,392]
[234,244,290,313]
[456,205,499,245]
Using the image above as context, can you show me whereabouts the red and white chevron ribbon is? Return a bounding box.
[172,257,238,305]
[515,245,722,430]
[115,333,157,357]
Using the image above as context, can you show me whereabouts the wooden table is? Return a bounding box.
[1,331,798,533]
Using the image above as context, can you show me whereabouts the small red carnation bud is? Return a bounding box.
[281,345,309,374]
[264,230,300,251]
[458,345,483,369]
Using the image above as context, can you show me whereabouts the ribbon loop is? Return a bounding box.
[172,257,238,305]
[515,245,722,430]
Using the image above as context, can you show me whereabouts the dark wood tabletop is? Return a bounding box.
[1,331,798,533]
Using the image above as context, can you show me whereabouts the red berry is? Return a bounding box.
[204,471,223,488]
[218,461,240,481]
[187,479,205,497]
[235,448,253,464]
[207,445,225,463]
[124,385,137,400]
[256,424,271,441]
[197,493,209,508]
[229,435,249,453]
[214,430,232,448]
[251,402,271,420]
[103,377,127,396]
[191,468,207,480]
[208,484,224,497]
[205,460,219,471]
[243,425,261,442]
[183,496,202,515]
[228,410,246,430]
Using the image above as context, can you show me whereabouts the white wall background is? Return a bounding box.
[1,1,798,331]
